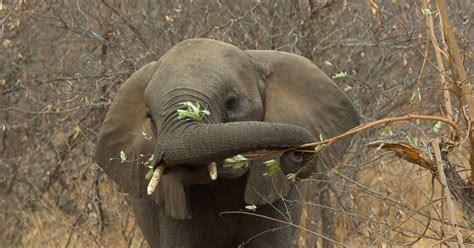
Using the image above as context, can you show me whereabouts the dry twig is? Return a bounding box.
[435,0,474,190]
[431,139,464,247]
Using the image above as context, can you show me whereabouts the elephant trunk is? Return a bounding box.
[155,121,315,166]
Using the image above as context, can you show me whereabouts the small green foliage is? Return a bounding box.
[262,159,280,177]
[379,127,394,137]
[223,154,248,169]
[144,154,155,166]
[177,101,210,121]
[314,133,327,152]
[286,173,296,182]
[410,87,421,104]
[344,84,353,92]
[120,150,127,163]
[142,131,153,141]
[245,204,257,211]
[432,120,442,133]
[406,133,419,146]
[314,144,327,153]
[421,8,432,16]
[324,60,333,66]
[332,71,348,79]
[141,155,156,180]
[145,168,154,180]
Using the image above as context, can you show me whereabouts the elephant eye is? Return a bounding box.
[225,96,238,111]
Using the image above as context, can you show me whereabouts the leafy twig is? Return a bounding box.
[223,154,248,169]
[298,114,461,150]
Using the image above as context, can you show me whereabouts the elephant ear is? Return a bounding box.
[95,61,159,197]
[244,50,360,205]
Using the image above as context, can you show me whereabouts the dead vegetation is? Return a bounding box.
[1,0,472,247]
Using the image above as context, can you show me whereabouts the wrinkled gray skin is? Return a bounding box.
[95,39,359,247]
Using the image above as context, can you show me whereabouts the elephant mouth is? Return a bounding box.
[215,160,249,178]
[162,158,250,186]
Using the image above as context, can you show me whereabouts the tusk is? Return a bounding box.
[208,162,217,180]
[147,165,164,195]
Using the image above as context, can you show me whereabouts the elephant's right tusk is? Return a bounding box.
[208,162,217,180]
[147,165,164,195]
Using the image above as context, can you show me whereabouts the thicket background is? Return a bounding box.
[1,0,472,247]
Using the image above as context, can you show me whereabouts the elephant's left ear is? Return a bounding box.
[95,61,160,198]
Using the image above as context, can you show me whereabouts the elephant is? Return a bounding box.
[95,38,359,247]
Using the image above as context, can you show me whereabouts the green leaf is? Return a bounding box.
[201,109,210,116]
[144,154,155,167]
[262,159,280,177]
[421,8,432,16]
[286,173,296,182]
[379,127,393,137]
[406,133,418,146]
[432,120,442,133]
[177,109,197,120]
[142,131,153,141]
[145,168,154,180]
[324,60,333,66]
[344,84,353,92]
[177,101,210,121]
[245,204,257,211]
[120,150,127,163]
[314,133,327,152]
[314,144,327,152]
[223,154,248,169]
[332,71,348,79]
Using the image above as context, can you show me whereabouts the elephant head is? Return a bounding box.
[95,38,359,219]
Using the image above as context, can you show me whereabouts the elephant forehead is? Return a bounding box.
[144,64,239,107]
[151,62,239,88]
[159,39,252,71]
[168,38,245,58]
